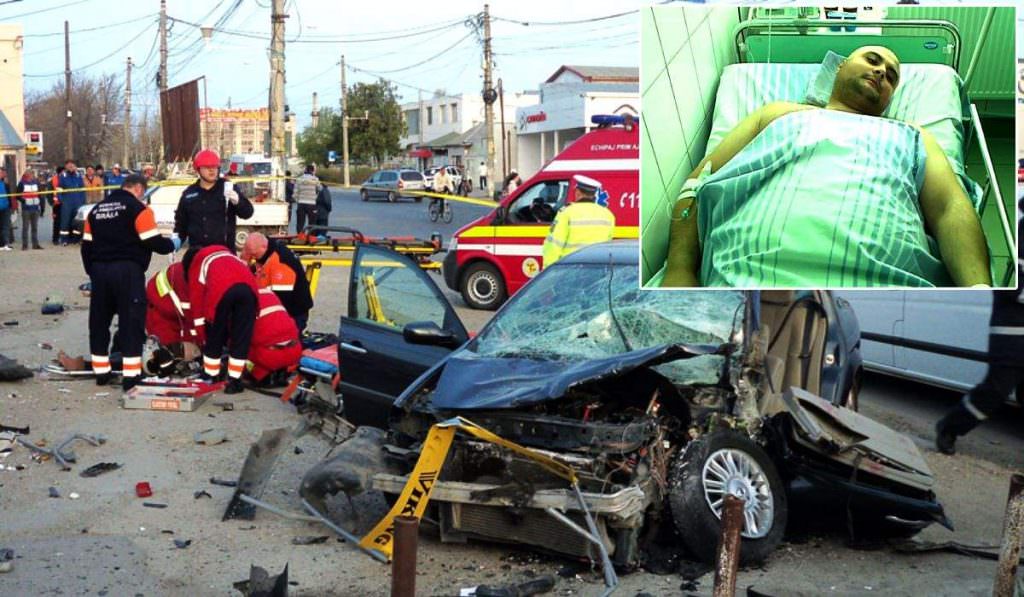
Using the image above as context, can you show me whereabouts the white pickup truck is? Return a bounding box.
[146,180,290,247]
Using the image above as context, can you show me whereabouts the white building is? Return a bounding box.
[400,91,538,182]
[0,24,25,177]
[515,66,639,179]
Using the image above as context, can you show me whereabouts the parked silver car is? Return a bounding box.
[359,169,426,203]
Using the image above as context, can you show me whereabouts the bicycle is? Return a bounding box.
[428,196,453,223]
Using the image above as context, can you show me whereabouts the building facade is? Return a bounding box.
[199,107,295,158]
[400,92,538,182]
[515,66,639,179]
[0,24,25,177]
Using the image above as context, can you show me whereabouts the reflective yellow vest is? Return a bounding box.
[541,201,616,267]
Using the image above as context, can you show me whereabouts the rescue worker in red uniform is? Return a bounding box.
[145,265,300,383]
[82,174,178,390]
[187,245,259,394]
[248,288,302,383]
[145,261,191,347]
[240,232,314,332]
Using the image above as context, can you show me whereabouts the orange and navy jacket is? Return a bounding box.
[187,245,259,338]
[145,263,192,346]
[254,239,313,318]
[81,189,174,276]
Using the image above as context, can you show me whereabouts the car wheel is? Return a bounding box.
[360,189,369,202]
[387,191,396,203]
[669,429,787,566]
[460,262,507,311]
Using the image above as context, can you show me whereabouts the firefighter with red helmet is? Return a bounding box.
[187,245,259,394]
[174,149,253,265]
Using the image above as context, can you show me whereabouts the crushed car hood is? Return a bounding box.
[424,343,725,411]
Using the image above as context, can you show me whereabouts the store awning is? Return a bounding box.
[408,149,432,158]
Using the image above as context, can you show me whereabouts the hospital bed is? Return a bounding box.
[647,14,1016,287]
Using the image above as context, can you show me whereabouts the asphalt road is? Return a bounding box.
[321,187,497,243]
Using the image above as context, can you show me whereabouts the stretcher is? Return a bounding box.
[271,226,444,298]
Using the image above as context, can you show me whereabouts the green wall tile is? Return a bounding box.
[644,71,687,183]
[641,8,665,95]
[653,6,688,65]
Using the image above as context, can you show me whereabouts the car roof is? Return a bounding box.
[555,240,637,266]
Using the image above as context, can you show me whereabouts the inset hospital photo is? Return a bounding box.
[640,4,1018,288]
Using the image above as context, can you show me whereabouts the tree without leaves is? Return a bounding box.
[25,73,125,167]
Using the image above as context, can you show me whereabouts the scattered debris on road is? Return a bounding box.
[48,486,60,498]
[135,482,153,497]
[143,502,168,509]
[79,462,122,477]
[194,428,227,446]
[233,563,289,597]
[290,535,329,545]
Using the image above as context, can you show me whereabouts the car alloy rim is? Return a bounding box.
[469,272,497,303]
[701,448,774,539]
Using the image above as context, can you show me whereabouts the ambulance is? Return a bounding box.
[442,115,639,310]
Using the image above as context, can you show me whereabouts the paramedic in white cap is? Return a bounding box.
[541,174,615,267]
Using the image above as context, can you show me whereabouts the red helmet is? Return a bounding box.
[193,149,220,170]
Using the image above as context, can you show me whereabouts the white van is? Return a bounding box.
[835,290,1019,400]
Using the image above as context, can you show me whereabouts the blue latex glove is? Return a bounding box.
[171,235,183,251]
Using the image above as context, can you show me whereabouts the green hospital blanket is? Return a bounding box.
[697,108,950,287]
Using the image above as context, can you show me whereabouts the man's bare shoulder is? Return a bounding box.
[757,102,817,128]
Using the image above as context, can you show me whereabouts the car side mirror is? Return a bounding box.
[493,205,506,224]
[403,321,458,347]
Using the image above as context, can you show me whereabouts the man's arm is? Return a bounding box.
[917,128,992,287]
[173,192,189,242]
[232,186,254,220]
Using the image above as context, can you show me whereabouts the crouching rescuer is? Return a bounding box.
[81,174,179,390]
[185,245,259,394]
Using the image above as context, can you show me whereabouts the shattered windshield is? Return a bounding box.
[470,264,743,385]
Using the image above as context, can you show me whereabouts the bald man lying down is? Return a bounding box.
[661,46,991,288]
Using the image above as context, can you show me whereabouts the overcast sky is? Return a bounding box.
[11,0,641,130]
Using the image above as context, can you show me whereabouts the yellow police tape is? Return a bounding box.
[2,174,496,208]
[357,416,576,560]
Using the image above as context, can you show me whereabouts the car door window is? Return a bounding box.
[506,180,568,224]
[383,172,398,184]
[349,244,460,333]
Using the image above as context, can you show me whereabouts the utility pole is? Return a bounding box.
[341,54,350,187]
[124,56,132,169]
[498,77,507,181]
[158,0,167,165]
[269,0,287,200]
[311,92,319,128]
[482,4,495,198]
[417,89,424,170]
[64,20,72,159]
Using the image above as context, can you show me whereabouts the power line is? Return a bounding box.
[166,15,468,44]
[492,10,637,26]
[23,13,159,37]
[1,0,92,19]
[367,30,475,74]
[24,19,158,78]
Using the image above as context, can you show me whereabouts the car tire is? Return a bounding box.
[669,429,787,566]
[387,191,396,203]
[460,262,507,311]
[360,189,369,202]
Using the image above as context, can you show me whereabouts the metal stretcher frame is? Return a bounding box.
[733,16,1017,286]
